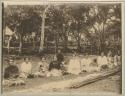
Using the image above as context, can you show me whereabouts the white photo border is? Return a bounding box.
[0,0,125,96]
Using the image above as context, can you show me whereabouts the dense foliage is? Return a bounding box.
[3,4,121,54]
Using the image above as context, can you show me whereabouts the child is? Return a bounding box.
[34,57,48,77]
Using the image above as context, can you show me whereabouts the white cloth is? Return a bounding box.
[20,62,32,74]
[97,56,108,67]
[67,57,81,75]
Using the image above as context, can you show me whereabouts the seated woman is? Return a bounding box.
[47,56,62,77]
[20,57,32,78]
[97,52,108,70]
[114,54,121,66]
[88,58,100,72]
[80,53,92,72]
[4,58,19,79]
[67,52,81,75]
[107,51,114,68]
[33,57,48,77]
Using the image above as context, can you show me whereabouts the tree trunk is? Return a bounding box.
[55,33,58,54]
[77,35,81,52]
[77,24,81,52]
[39,13,45,53]
[39,5,49,53]
[63,35,68,51]
[62,25,68,51]
[19,34,23,55]
[32,37,35,50]
[70,66,120,88]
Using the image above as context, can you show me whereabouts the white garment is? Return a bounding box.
[67,57,81,75]
[81,58,92,67]
[114,55,121,66]
[20,62,32,74]
[107,56,114,68]
[97,56,108,67]
[81,58,99,72]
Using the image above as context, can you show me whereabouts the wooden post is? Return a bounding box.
[7,36,12,55]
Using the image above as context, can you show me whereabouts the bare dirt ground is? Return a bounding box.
[2,55,122,94]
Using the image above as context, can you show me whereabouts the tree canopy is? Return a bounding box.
[3,4,121,54]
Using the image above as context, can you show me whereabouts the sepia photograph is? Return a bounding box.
[1,1,123,95]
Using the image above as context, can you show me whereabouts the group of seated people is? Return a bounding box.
[4,50,121,80]
[4,50,65,79]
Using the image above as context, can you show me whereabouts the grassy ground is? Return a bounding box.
[2,54,121,94]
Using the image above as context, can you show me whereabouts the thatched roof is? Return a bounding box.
[4,26,14,36]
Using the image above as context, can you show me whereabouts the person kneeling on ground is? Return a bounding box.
[4,58,19,79]
[19,57,32,79]
[33,57,48,77]
[47,56,62,77]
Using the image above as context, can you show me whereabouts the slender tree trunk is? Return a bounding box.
[55,32,58,54]
[64,36,68,50]
[39,13,45,53]
[77,24,81,52]
[39,6,49,53]
[19,34,23,55]
[77,36,81,52]
[32,37,35,50]
[62,25,68,51]
[7,36,12,55]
